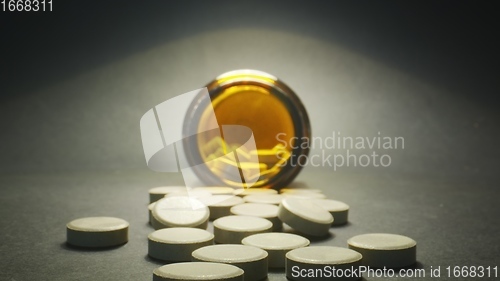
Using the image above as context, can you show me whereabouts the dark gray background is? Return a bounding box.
[1,1,499,280]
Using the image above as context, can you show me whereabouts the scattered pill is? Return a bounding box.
[213,215,272,244]
[149,186,186,203]
[153,262,244,281]
[282,192,327,199]
[148,228,214,262]
[278,198,333,236]
[192,187,235,195]
[233,188,278,197]
[242,233,310,268]
[230,203,282,231]
[165,190,212,199]
[286,246,362,281]
[347,233,416,268]
[312,199,349,226]
[66,217,129,248]
[198,195,244,220]
[152,197,209,230]
[192,244,268,281]
[280,188,323,194]
[243,194,285,205]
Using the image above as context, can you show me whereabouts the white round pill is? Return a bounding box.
[153,262,244,281]
[282,192,327,199]
[233,188,278,197]
[148,202,157,225]
[278,198,333,236]
[152,197,210,230]
[148,228,214,262]
[230,203,282,231]
[66,217,129,248]
[280,188,322,193]
[192,244,268,281]
[312,199,349,226]
[347,233,417,268]
[165,190,212,199]
[242,233,310,268]
[198,195,244,220]
[286,246,362,281]
[149,186,186,203]
[213,215,272,244]
[243,194,284,205]
[193,187,235,195]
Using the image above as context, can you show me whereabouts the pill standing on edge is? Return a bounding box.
[286,246,362,281]
[149,186,186,203]
[153,262,244,281]
[192,244,268,281]
[198,195,244,220]
[312,199,349,226]
[243,194,285,205]
[230,203,282,231]
[347,233,417,268]
[66,217,129,248]
[213,215,272,244]
[148,228,214,262]
[242,232,310,268]
[152,197,210,230]
[278,198,333,236]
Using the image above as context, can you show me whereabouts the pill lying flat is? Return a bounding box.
[233,188,278,197]
[286,246,362,281]
[66,217,129,248]
[192,244,268,281]
[152,197,209,230]
[242,233,310,268]
[312,199,349,226]
[347,233,417,268]
[230,203,282,231]
[278,198,333,236]
[153,262,244,281]
[165,190,212,199]
[198,195,244,220]
[148,228,214,262]
[279,188,322,194]
[282,192,327,199]
[213,215,272,244]
[193,187,235,195]
[149,186,186,203]
[243,194,285,205]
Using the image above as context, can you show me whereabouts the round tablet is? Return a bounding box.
[233,188,278,197]
[193,187,235,195]
[230,203,282,231]
[347,233,417,268]
[149,186,186,203]
[148,202,156,225]
[66,217,129,248]
[148,228,214,262]
[152,197,209,230]
[283,192,327,199]
[312,199,349,226]
[165,190,212,199]
[286,246,362,281]
[198,195,244,220]
[278,198,333,236]
[153,262,244,281]
[243,194,284,205]
[192,244,268,281]
[280,188,322,194]
[242,233,310,268]
[213,215,272,244]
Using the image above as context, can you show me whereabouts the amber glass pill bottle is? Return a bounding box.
[183,70,311,190]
